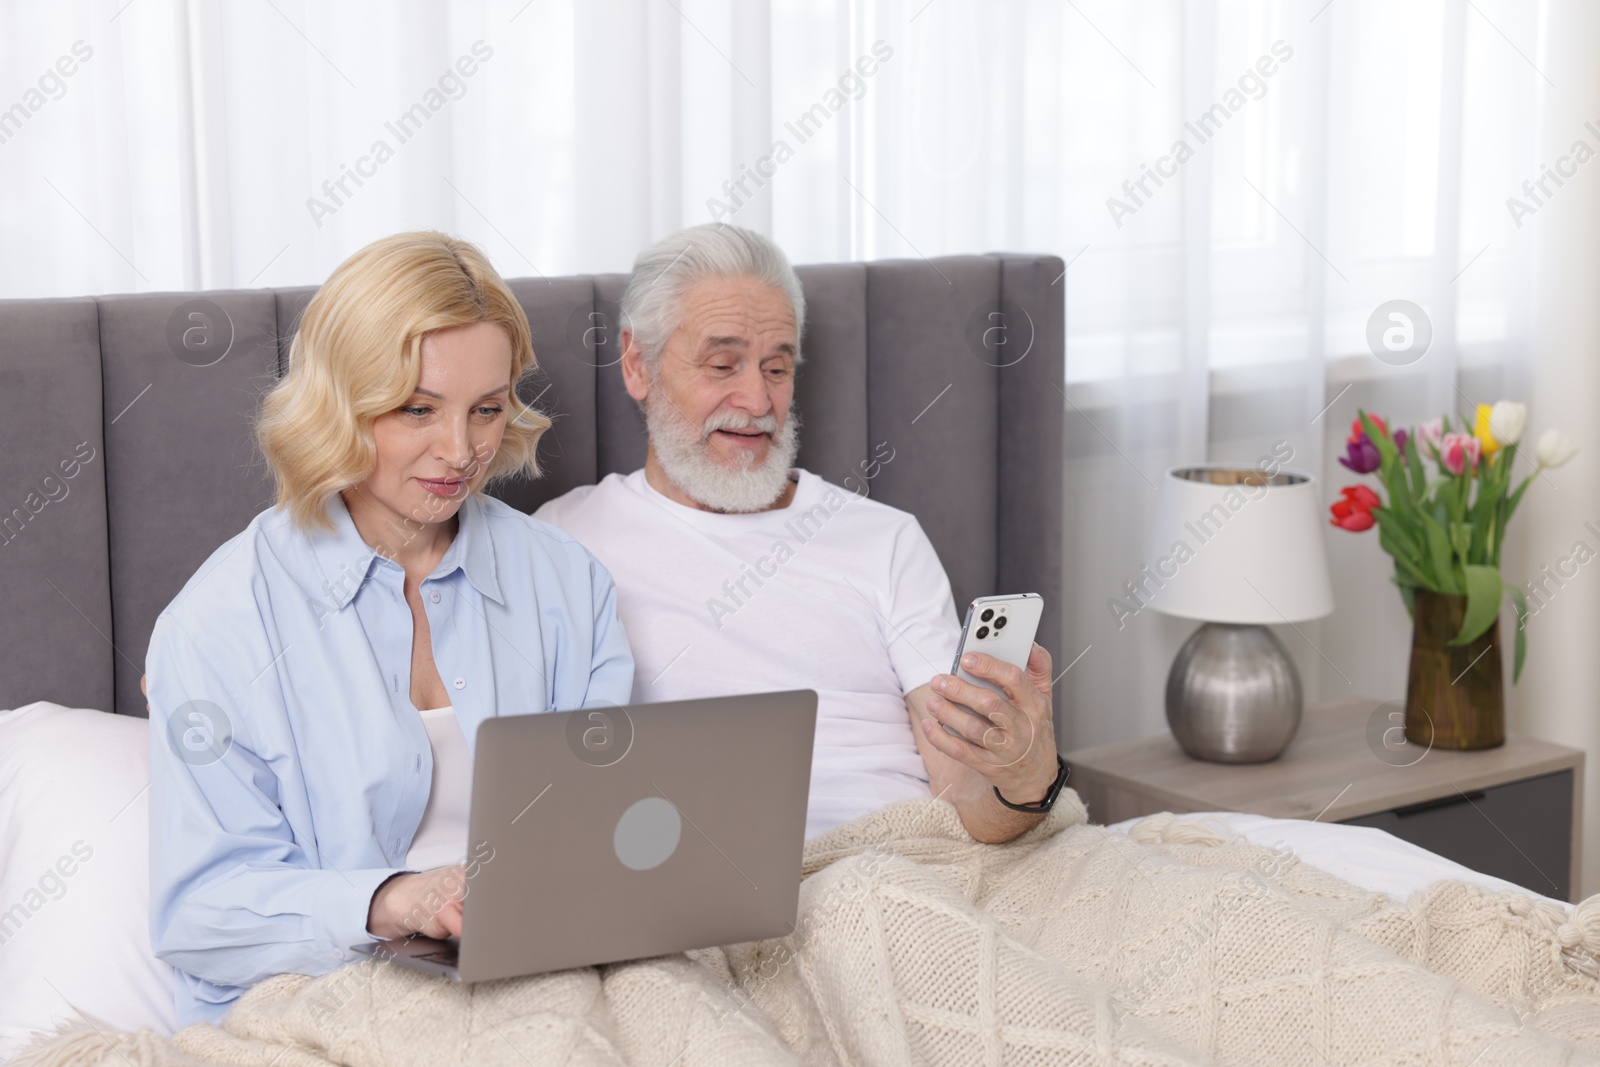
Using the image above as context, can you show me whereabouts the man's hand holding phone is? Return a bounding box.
[921,643,1059,808]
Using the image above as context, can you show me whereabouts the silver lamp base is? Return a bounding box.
[1165,622,1303,763]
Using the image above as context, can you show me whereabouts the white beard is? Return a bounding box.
[645,393,801,513]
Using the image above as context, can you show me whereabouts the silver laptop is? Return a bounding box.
[351,689,817,983]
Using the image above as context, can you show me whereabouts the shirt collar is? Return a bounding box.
[306,491,504,611]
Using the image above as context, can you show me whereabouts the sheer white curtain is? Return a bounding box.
[5,0,1593,883]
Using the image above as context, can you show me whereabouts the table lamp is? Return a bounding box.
[1143,465,1334,762]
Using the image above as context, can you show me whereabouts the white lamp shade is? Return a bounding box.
[1142,465,1335,624]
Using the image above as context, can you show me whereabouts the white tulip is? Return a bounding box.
[1535,428,1578,468]
[1488,400,1528,446]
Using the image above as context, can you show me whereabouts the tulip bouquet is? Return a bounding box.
[1330,401,1577,682]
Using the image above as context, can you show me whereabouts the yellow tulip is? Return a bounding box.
[1474,404,1501,456]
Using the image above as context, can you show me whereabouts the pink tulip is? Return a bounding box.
[1416,417,1444,458]
[1439,432,1480,476]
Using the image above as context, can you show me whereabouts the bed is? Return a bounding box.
[2,257,1596,1065]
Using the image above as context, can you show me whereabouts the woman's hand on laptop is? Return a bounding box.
[366,865,468,941]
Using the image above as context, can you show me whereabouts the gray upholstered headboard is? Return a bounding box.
[0,252,1064,725]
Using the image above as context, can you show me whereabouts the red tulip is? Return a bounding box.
[1348,415,1387,445]
[1344,484,1380,510]
[1330,485,1380,531]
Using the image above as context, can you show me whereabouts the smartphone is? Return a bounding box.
[941,593,1044,732]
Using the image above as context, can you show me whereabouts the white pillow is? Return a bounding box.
[0,702,175,1061]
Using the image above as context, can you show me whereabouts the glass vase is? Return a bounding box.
[1404,589,1505,750]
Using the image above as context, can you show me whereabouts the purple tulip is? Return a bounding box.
[1338,434,1381,474]
[1394,429,1408,457]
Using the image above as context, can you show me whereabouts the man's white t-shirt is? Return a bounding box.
[535,468,961,839]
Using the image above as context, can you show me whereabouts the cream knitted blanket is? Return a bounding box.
[20,793,1600,1066]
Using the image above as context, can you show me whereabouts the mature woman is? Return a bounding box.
[144,232,633,1025]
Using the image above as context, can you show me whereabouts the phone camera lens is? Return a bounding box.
[980,608,994,622]
[995,615,1008,629]
[976,625,990,639]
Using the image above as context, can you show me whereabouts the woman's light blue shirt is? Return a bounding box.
[145,491,634,1026]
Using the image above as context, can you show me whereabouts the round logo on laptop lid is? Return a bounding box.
[613,796,682,871]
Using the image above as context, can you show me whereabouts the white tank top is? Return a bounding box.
[404,706,472,871]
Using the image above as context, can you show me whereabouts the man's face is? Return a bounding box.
[651,275,798,466]
[629,275,802,512]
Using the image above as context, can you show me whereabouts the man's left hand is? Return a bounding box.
[920,643,1058,807]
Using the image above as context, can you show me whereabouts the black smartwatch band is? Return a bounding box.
[993,753,1070,814]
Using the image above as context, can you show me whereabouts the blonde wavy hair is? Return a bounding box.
[256,231,552,533]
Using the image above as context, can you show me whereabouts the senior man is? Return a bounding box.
[535,224,1065,845]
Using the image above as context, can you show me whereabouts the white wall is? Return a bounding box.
[1518,0,1600,898]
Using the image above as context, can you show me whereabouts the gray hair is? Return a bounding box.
[620,223,806,369]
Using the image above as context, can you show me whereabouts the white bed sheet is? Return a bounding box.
[1106,810,1570,910]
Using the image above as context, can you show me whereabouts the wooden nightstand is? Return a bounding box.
[1066,697,1586,902]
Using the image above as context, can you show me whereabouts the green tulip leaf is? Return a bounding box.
[1377,519,1432,588]
[1360,411,1392,459]
[1503,474,1535,531]
[1405,443,1427,500]
[1422,515,1460,594]
[1506,581,1528,683]
[1450,564,1503,646]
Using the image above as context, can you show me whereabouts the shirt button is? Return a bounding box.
[453,677,466,690]
[333,947,345,960]
[430,590,441,604]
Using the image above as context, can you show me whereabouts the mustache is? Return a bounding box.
[701,411,779,438]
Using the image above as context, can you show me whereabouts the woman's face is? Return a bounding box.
[360,320,514,535]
